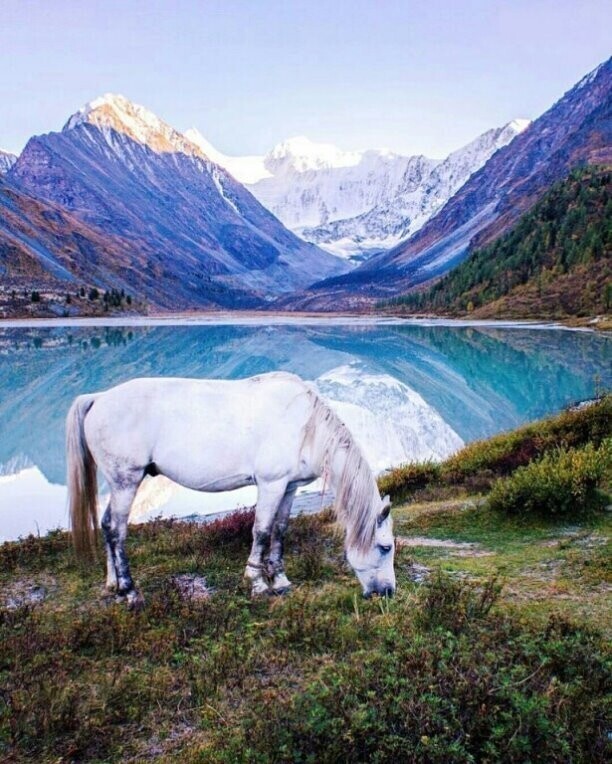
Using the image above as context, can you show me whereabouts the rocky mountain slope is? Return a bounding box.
[6,95,345,309]
[186,122,528,260]
[300,57,611,308]
[0,174,146,291]
[385,166,611,319]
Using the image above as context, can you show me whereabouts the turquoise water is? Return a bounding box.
[0,321,610,539]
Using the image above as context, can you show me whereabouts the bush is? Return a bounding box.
[378,461,441,503]
[488,440,611,517]
[417,571,501,634]
[212,591,610,764]
[379,397,612,502]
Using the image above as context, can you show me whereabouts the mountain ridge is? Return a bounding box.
[383,166,611,319]
[297,56,611,308]
[5,95,346,309]
[186,121,529,259]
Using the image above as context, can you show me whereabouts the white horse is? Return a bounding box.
[66,372,395,607]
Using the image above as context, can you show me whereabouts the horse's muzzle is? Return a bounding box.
[363,584,395,599]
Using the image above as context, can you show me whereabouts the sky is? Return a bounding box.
[1,0,610,158]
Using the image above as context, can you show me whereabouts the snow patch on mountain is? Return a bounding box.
[187,121,529,259]
[0,149,17,174]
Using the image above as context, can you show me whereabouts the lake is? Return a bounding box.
[1,318,610,541]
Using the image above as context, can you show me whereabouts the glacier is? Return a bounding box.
[185,121,529,259]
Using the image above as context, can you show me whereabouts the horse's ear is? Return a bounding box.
[378,495,391,524]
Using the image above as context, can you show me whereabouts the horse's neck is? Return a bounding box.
[303,393,377,498]
[326,442,351,489]
[306,400,379,542]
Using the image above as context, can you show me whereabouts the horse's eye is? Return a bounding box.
[378,544,392,555]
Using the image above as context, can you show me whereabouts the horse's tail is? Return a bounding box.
[66,394,99,559]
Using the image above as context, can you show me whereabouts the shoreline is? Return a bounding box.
[0,311,599,332]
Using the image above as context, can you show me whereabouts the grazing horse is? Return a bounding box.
[66,372,395,607]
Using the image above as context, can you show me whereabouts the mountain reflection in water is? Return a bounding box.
[0,322,609,540]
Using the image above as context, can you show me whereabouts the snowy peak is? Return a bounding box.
[184,128,271,184]
[63,93,204,158]
[0,149,17,174]
[230,119,530,258]
[264,136,367,173]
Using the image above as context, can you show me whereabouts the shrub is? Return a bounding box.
[203,508,255,548]
[417,571,501,633]
[488,439,611,517]
[378,461,441,503]
[446,396,611,480]
[212,596,610,764]
[379,397,612,501]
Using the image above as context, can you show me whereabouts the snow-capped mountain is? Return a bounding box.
[301,57,612,308]
[186,122,529,259]
[7,94,346,308]
[184,128,271,185]
[0,149,17,174]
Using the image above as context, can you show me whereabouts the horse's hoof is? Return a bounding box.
[272,585,292,596]
[126,591,145,611]
[271,572,292,595]
[250,582,272,598]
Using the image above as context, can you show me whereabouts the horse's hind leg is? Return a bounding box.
[267,486,297,594]
[101,503,118,591]
[105,481,143,609]
[245,479,288,596]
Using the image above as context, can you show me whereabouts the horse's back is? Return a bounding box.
[82,372,316,482]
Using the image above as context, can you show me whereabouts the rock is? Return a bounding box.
[171,574,213,601]
[406,562,431,584]
[4,582,49,609]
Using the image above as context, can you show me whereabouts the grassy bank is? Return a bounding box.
[1,403,611,762]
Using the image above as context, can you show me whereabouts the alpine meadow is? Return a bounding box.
[0,3,610,762]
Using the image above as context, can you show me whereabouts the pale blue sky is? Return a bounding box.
[1,0,610,158]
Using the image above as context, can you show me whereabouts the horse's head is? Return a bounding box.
[346,494,396,598]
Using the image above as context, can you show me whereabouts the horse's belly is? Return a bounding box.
[158,464,256,493]
[149,413,259,490]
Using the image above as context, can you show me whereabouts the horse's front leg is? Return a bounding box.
[266,486,297,594]
[245,479,287,596]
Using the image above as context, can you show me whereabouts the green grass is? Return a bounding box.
[1,500,611,762]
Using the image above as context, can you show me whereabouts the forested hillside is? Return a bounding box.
[384,166,611,318]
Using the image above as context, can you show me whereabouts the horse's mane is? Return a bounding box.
[302,390,380,553]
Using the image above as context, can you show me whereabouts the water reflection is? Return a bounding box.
[0,323,609,540]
